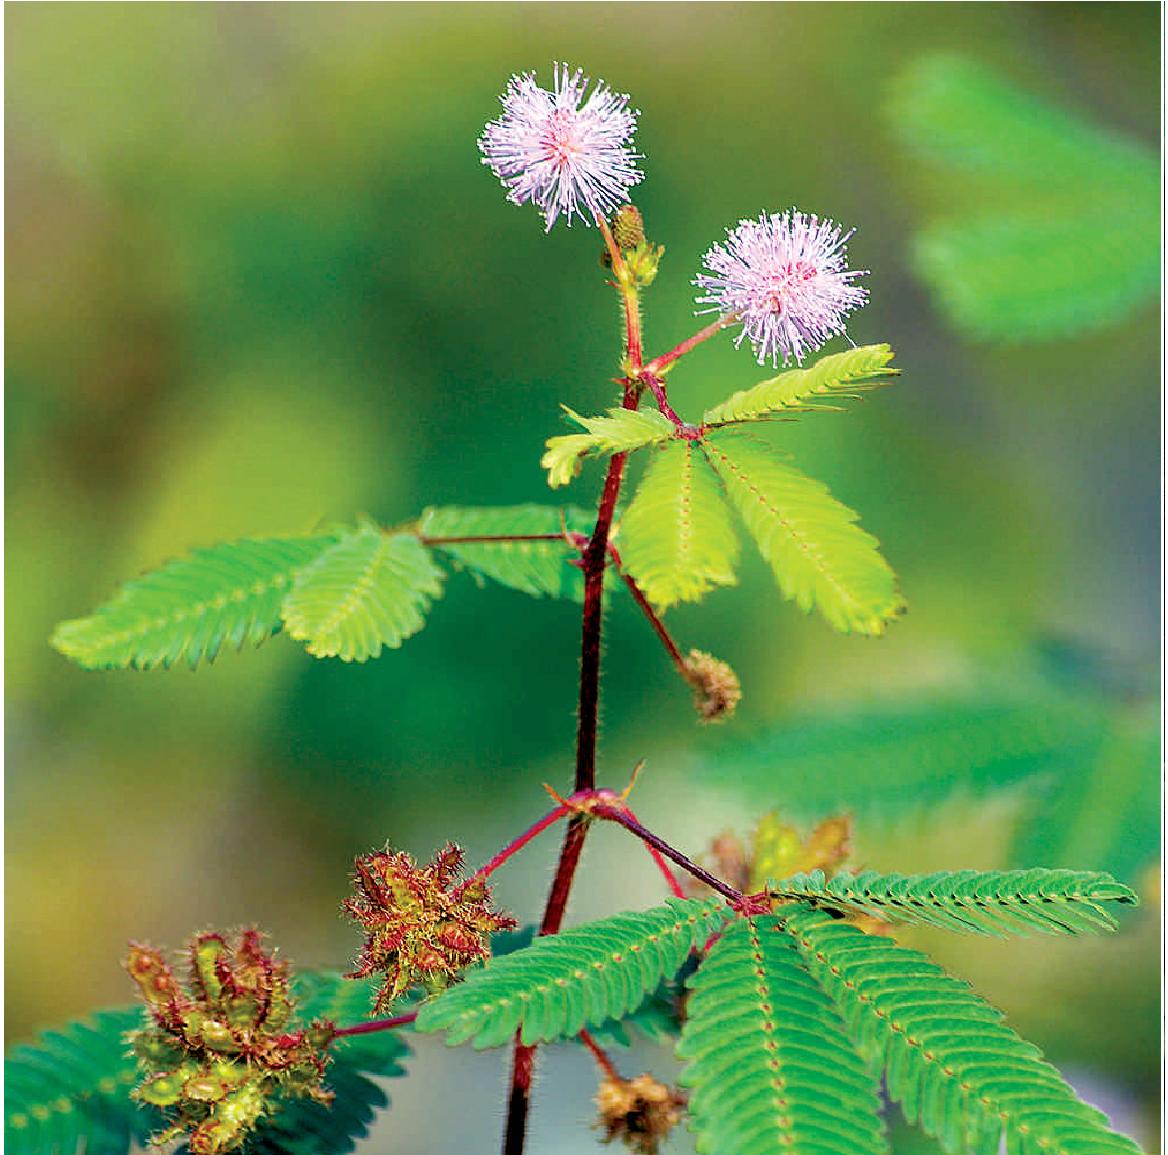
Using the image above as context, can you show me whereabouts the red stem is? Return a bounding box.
[607,543,687,674]
[470,804,572,882]
[578,1028,620,1080]
[330,1010,418,1039]
[643,315,735,377]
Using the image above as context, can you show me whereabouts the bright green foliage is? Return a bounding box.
[678,917,887,1155]
[419,504,593,601]
[702,433,904,634]
[619,442,740,609]
[3,974,410,1155]
[768,868,1137,936]
[415,897,728,1048]
[281,525,444,662]
[784,906,1144,1155]
[703,345,897,426]
[889,56,1158,341]
[542,406,675,488]
[5,1008,149,1155]
[51,536,338,670]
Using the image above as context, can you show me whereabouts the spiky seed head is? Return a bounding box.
[595,1073,686,1154]
[682,649,742,722]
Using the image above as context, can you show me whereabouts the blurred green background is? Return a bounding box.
[6,4,1160,1152]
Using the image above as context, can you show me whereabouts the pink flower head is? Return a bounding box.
[694,210,868,366]
[479,63,643,231]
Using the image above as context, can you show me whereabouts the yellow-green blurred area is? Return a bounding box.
[6,4,1160,1152]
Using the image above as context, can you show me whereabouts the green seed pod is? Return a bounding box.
[183,1076,228,1103]
[136,1071,186,1107]
[612,204,645,249]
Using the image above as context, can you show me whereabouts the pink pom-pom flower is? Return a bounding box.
[479,63,644,231]
[695,210,868,366]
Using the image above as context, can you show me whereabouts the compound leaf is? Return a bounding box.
[703,345,897,426]
[418,504,593,601]
[51,536,338,671]
[542,407,675,488]
[5,1007,147,1155]
[768,869,1137,937]
[281,525,443,662]
[702,434,904,634]
[619,441,740,610]
[785,905,1145,1155]
[678,917,887,1155]
[415,898,728,1049]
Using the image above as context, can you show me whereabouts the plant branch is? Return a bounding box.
[578,1028,620,1080]
[470,804,572,883]
[421,533,572,546]
[330,1010,418,1039]
[502,235,647,1155]
[593,803,745,906]
[642,314,735,377]
[607,543,688,675]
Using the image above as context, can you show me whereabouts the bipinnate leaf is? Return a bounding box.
[678,917,887,1155]
[768,868,1137,936]
[419,504,593,601]
[784,905,1145,1155]
[703,345,897,426]
[51,535,338,671]
[415,897,728,1049]
[702,434,904,634]
[5,1007,147,1155]
[281,525,443,662]
[542,406,675,488]
[619,442,740,610]
[3,973,410,1155]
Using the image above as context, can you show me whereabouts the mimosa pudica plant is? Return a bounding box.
[7,61,1146,1155]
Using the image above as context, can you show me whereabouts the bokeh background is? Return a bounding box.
[6,4,1160,1153]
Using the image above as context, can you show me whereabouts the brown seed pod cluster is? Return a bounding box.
[595,1073,686,1154]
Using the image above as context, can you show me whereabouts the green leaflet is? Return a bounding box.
[889,55,1158,341]
[51,535,338,671]
[542,406,675,489]
[5,1008,149,1155]
[619,441,740,610]
[415,897,728,1049]
[281,525,444,662]
[768,869,1137,937]
[785,906,1145,1155]
[678,917,887,1155]
[703,345,897,426]
[418,504,593,601]
[702,433,904,634]
[3,974,411,1155]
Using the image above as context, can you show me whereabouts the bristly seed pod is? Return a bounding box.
[344,842,516,1014]
[124,930,332,1155]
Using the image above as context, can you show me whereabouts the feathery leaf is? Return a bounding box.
[619,442,740,609]
[785,905,1145,1155]
[678,917,887,1155]
[542,407,675,488]
[4,1008,148,1155]
[768,868,1137,936]
[281,525,443,662]
[418,504,593,601]
[415,898,728,1048]
[703,345,897,426]
[51,536,338,671]
[702,433,904,634]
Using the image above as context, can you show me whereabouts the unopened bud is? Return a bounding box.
[612,205,645,250]
[682,649,741,722]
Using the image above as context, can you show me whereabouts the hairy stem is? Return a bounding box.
[578,1028,620,1080]
[502,220,646,1155]
[470,804,572,883]
[607,543,688,675]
